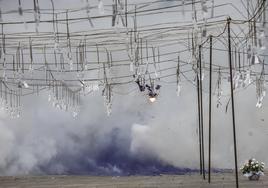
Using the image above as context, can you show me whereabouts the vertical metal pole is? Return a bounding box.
[227,17,239,188]
[198,45,205,180]
[196,70,203,175]
[208,35,213,183]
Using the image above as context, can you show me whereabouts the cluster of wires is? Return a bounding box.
[0,0,267,116]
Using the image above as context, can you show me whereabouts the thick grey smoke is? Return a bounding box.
[0,81,267,175]
[0,0,267,176]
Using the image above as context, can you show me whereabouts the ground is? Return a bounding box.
[0,172,268,188]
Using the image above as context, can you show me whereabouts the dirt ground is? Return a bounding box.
[0,172,267,188]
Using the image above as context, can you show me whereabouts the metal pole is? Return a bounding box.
[198,45,205,180]
[196,70,203,175]
[208,35,213,183]
[227,17,239,188]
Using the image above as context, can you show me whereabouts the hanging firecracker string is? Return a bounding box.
[18,0,23,16]
[33,0,40,33]
[211,0,215,18]
[0,8,3,22]
[216,68,222,108]
[176,55,181,96]
[86,0,94,28]
[256,63,266,108]
[29,38,34,74]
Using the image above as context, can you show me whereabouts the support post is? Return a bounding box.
[198,45,205,180]
[227,17,239,188]
[196,70,203,175]
[208,35,213,183]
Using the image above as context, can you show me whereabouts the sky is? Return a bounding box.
[0,0,267,176]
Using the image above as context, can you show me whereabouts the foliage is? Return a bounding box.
[240,158,265,176]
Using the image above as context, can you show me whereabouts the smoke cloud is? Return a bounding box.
[0,81,267,176]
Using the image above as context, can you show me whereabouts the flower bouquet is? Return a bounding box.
[240,158,265,180]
